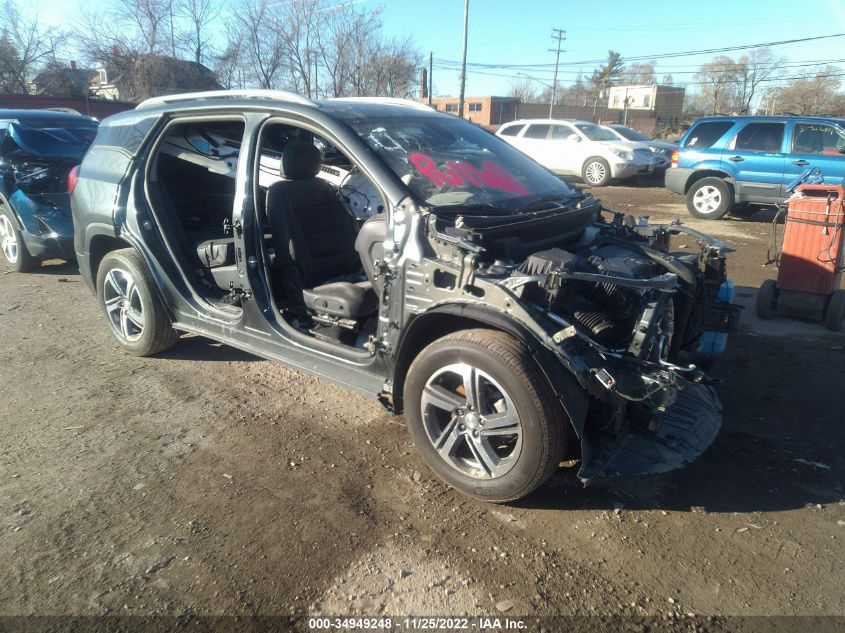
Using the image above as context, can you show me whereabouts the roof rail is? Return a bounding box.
[327,97,434,111]
[136,89,314,110]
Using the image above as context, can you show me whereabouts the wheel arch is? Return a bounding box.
[87,232,133,285]
[391,303,588,437]
[0,191,26,231]
[685,169,734,194]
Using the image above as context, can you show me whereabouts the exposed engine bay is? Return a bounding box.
[423,193,742,481]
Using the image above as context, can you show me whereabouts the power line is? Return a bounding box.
[432,32,845,70]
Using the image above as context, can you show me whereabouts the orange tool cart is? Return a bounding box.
[757,183,845,331]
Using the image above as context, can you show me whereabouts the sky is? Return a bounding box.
[28,0,845,97]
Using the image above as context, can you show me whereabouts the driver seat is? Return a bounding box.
[266,141,377,318]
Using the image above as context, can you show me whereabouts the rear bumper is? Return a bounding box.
[665,167,693,194]
[9,191,75,261]
[21,229,75,261]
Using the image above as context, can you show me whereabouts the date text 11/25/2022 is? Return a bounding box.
[307,616,528,630]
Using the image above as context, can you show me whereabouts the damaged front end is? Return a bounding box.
[428,198,742,482]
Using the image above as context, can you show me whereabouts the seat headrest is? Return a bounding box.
[281,141,321,180]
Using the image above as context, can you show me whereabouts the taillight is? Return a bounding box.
[68,165,80,194]
[670,150,679,168]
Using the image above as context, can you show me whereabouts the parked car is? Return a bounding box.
[603,124,676,173]
[496,118,661,186]
[0,109,98,271]
[666,115,845,219]
[72,90,740,502]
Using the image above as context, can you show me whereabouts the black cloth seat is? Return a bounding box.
[266,140,375,317]
[303,281,378,318]
[196,238,235,268]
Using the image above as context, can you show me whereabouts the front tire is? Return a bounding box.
[403,329,569,502]
[0,209,39,272]
[96,248,179,356]
[686,177,734,219]
[582,157,611,187]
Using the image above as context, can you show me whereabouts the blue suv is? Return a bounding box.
[665,116,845,219]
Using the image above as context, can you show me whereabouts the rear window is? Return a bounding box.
[498,124,523,137]
[683,121,734,149]
[523,124,551,139]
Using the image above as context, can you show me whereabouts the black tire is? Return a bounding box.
[581,157,612,187]
[825,289,845,332]
[686,177,734,219]
[0,207,39,272]
[96,248,179,356]
[756,279,778,320]
[403,328,570,502]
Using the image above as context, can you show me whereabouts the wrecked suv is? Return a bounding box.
[72,91,741,502]
[0,109,98,271]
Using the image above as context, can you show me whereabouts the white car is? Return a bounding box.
[496,118,660,186]
[602,124,675,173]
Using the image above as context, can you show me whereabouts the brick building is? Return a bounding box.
[425,96,519,126]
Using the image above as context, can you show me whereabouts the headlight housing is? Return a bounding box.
[611,148,633,161]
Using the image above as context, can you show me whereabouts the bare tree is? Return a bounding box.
[734,47,783,113]
[776,66,845,116]
[231,0,286,89]
[694,55,741,114]
[0,0,61,93]
[508,76,538,103]
[621,60,656,85]
[177,0,218,65]
[111,0,174,54]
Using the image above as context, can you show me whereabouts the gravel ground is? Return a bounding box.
[1,180,844,632]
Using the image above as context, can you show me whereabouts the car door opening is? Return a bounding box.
[254,122,387,349]
[147,119,247,308]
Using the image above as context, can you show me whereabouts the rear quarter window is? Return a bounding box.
[498,124,523,137]
[92,117,158,156]
[683,121,734,149]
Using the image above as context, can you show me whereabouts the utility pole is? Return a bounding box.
[458,0,469,118]
[428,51,433,106]
[548,27,565,119]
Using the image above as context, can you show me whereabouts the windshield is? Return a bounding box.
[340,114,574,210]
[575,123,619,142]
[614,126,649,142]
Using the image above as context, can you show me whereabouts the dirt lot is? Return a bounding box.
[2,181,844,631]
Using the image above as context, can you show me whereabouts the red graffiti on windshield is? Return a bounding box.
[409,152,528,195]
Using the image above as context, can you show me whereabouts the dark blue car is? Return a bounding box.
[0,109,98,271]
[665,115,845,219]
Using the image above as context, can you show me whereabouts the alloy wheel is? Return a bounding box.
[0,215,19,264]
[102,268,146,342]
[693,185,722,215]
[585,161,607,185]
[420,362,523,479]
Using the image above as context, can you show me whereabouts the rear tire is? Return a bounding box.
[756,279,778,320]
[825,289,845,332]
[403,329,569,502]
[686,177,734,219]
[96,248,179,356]
[0,208,39,272]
